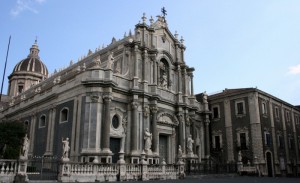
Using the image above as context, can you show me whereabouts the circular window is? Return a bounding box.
[112,115,119,129]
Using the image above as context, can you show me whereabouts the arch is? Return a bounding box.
[39,114,46,128]
[60,107,69,123]
[156,112,179,126]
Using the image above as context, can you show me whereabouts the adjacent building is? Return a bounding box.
[201,88,300,176]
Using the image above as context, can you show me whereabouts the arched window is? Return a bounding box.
[112,115,120,129]
[60,108,69,123]
[159,58,169,88]
[39,115,46,128]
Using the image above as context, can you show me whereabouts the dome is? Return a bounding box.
[12,40,48,76]
[13,57,48,76]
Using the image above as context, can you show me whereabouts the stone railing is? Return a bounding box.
[237,159,260,176]
[59,162,119,182]
[0,159,18,183]
[59,160,185,182]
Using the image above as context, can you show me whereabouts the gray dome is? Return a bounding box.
[11,40,48,77]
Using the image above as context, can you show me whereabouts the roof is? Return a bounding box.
[206,87,300,112]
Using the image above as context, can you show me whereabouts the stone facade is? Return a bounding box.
[202,88,300,176]
[0,14,209,166]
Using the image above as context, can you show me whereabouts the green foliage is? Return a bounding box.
[0,121,26,159]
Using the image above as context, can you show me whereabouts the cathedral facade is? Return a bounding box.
[0,14,210,165]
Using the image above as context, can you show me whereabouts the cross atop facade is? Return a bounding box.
[161,7,167,17]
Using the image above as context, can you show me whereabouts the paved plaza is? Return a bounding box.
[110,176,300,183]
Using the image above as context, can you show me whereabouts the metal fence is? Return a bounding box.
[186,162,237,175]
[27,156,59,180]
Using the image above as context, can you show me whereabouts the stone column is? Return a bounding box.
[143,50,148,82]
[177,65,182,103]
[131,101,139,155]
[153,59,157,85]
[205,118,210,158]
[102,94,112,153]
[190,73,194,96]
[133,45,139,88]
[150,106,158,154]
[45,106,55,156]
[28,113,36,156]
[178,114,185,154]
[182,68,188,103]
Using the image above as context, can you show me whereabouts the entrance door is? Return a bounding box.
[159,135,168,163]
[110,138,121,163]
[266,152,273,177]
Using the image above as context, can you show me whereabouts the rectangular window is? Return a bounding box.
[286,111,290,122]
[213,107,219,119]
[295,115,299,125]
[18,85,24,93]
[288,137,294,150]
[240,133,247,150]
[265,132,272,146]
[215,136,221,149]
[275,107,279,118]
[278,135,284,149]
[262,102,267,114]
[237,102,244,115]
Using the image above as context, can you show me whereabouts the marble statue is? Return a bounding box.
[62,137,70,159]
[144,128,152,152]
[187,135,194,154]
[21,134,29,158]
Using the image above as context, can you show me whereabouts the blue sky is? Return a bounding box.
[1,0,300,105]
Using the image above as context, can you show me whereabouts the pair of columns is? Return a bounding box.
[130,102,158,155]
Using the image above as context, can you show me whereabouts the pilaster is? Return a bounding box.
[269,99,279,164]
[150,105,158,155]
[248,92,264,163]
[224,99,234,162]
[131,100,139,155]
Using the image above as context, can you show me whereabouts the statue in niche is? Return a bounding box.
[62,137,70,160]
[21,134,29,158]
[178,145,183,158]
[159,61,169,89]
[161,72,168,88]
[187,135,194,154]
[144,128,152,152]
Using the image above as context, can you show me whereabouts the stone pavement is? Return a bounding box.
[109,175,300,183]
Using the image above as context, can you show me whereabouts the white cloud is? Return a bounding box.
[35,0,46,4]
[288,64,300,75]
[10,0,46,16]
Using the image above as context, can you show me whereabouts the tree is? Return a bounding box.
[0,121,26,159]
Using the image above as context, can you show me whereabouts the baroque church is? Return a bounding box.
[0,14,210,165]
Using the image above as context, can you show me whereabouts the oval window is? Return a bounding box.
[112,115,119,129]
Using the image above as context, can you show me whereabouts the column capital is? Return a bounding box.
[150,106,158,113]
[177,113,184,123]
[103,94,113,101]
[131,101,139,109]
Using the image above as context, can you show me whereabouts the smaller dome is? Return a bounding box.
[12,40,48,76]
